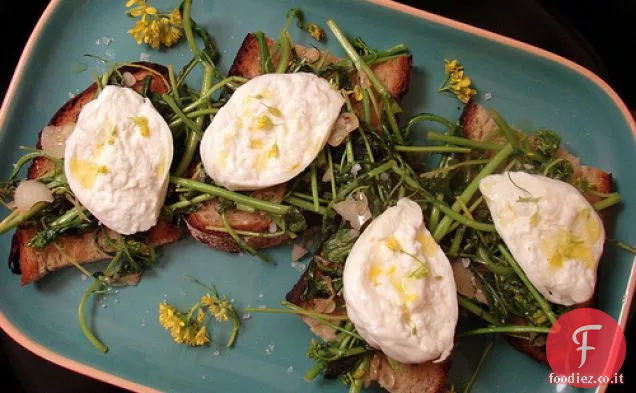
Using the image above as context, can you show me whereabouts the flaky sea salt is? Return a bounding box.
[265,344,275,355]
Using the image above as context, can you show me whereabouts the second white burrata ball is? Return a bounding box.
[64,86,173,235]
[480,172,604,306]
[199,73,344,191]
[343,198,458,364]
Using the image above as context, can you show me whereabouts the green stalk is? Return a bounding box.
[593,193,621,211]
[78,249,123,353]
[286,196,328,216]
[78,279,108,353]
[170,177,290,215]
[182,0,202,59]
[50,207,87,227]
[176,57,199,87]
[420,159,490,178]
[182,76,247,113]
[345,138,355,163]
[498,245,557,324]
[427,132,504,151]
[163,94,201,132]
[463,342,494,393]
[362,89,371,125]
[476,247,514,275]
[489,110,519,148]
[291,192,330,204]
[395,145,471,154]
[326,19,403,142]
[326,20,389,102]
[449,225,466,255]
[458,325,551,338]
[9,151,46,180]
[204,226,289,239]
[336,160,397,200]
[405,113,457,137]
[221,212,271,263]
[304,361,327,382]
[458,295,498,325]
[168,64,181,105]
[165,194,214,212]
[327,149,337,203]
[433,144,514,241]
[275,32,291,73]
[253,31,274,74]
[168,108,219,128]
[310,163,320,212]
[0,201,49,235]
[242,307,349,320]
[428,194,443,232]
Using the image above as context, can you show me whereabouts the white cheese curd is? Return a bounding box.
[64,86,173,235]
[343,198,458,364]
[199,72,344,191]
[480,172,604,305]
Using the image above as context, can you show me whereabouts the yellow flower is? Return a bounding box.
[169,9,182,25]
[126,1,182,49]
[200,293,230,322]
[444,59,459,74]
[190,326,210,346]
[159,303,184,331]
[439,59,477,104]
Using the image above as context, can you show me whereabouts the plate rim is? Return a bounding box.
[0,0,634,392]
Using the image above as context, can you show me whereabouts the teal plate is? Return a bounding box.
[1,1,635,392]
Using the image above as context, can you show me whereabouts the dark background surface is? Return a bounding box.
[0,0,633,392]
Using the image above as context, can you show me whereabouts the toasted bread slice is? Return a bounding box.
[187,33,413,253]
[9,63,182,285]
[286,266,448,393]
[459,101,612,201]
[460,100,612,363]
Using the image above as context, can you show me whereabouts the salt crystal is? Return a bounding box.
[95,39,101,46]
[265,344,275,355]
[268,223,278,233]
[258,305,266,309]
[139,52,150,61]
[461,258,471,268]
[114,299,119,304]
[69,91,77,99]
[258,293,264,299]
[101,304,108,309]
[290,261,306,272]
[230,298,235,303]
[81,274,88,280]
[102,37,113,46]
[287,366,294,373]
[213,350,220,356]
[242,313,252,320]
[484,92,492,101]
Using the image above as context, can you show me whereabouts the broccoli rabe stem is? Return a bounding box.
[169,177,290,215]
[326,19,404,143]
[432,144,514,241]
[78,249,124,353]
[458,325,551,338]
[0,202,49,235]
[498,245,557,324]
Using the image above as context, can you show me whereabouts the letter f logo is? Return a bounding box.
[572,324,602,368]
